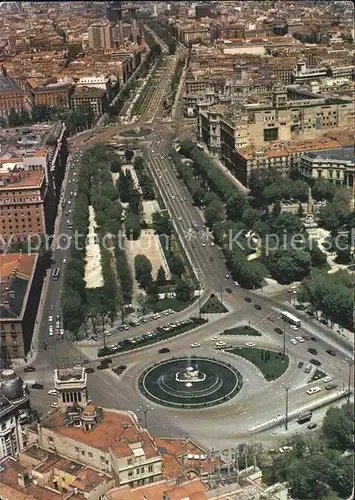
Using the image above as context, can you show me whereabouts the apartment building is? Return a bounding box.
[199,84,354,173]
[300,146,354,186]
[25,366,163,489]
[88,23,114,50]
[0,369,31,460]
[0,253,41,358]
[0,449,114,499]
[27,79,73,108]
[0,76,27,118]
[0,154,55,244]
[70,86,107,117]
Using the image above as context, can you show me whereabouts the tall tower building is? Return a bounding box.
[88,24,113,50]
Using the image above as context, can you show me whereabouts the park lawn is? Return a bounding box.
[153,297,190,312]
[223,326,261,336]
[229,347,289,381]
[201,295,228,314]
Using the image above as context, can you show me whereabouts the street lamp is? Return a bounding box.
[282,383,292,431]
[283,318,286,356]
[344,359,354,403]
[136,404,152,428]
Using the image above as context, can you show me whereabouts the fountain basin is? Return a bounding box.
[139,357,243,409]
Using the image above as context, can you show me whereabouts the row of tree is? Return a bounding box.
[61,144,133,336]
[174,142,334,289]
[1,106,91,135]
[145,20,177,54]
[269,403,353,499]
[297,269,353,329]
[133,156,156,200]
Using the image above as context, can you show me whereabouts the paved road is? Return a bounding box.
[20,83,353,450]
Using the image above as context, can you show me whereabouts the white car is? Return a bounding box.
[48,390,57,396]
[178,217,182,221]
[190,343,201,348]
[245,342,256,347]
[51,402,59,408]
[295,336,304,343]
[306,386,322,395]
[105,332,111,337]
[323,376,332,383]
[60,329,64,335]
[289,338,297,345]
[215,341,227,347]
[234,281,239,286]
[290,325,299,331]
[172,195,175,199]
[48,316,53,322]
[211,336,219,341]
[201,242,206,247]
[63,258,67,264]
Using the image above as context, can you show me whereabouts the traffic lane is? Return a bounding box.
[150,155,225,285]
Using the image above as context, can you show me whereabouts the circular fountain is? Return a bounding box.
[139,357,243,409]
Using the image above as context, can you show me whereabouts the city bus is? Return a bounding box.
[52,268,60,281]
[297,411,312,424]
[281,311,301,328]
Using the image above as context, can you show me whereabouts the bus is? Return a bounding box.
[52,268,60,281]
[281,311,301,328]
[297,411,312,424]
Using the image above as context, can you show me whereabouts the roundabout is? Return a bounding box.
[139,356,243,409]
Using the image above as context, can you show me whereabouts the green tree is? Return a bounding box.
[125,213,141,240]
[242,207,260,229]
[0,116,7,127]
[204,198,226,227]
[136,292,150,314]
[168,253,185,278]
[272,201,282,217]
[125,149,134,162]
[152,211,173,236]
[321,404,354,451]
[156,266,167,286]
[134,254,153,289]
[225,193,246,222]
[309,240,327,268]
[175,280,193,302]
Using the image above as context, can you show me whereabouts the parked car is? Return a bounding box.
[275,327,283,335]
[289,338,297,345]
[308,422,317,429]
[225,288,232,293]
[245,342,256,347]
[295,336,304,343]
[254,304,262,310]
[298,361,304,368]
[190,343,201,348]
[323,376,332,383]
[24,366,36,372]
[306,386,322,395]
[48,390,57,396]
[325,382,338,390]
[310,358,321,366]
[158,347,170,354]
[32,383,44,389]
[326,349,336,356]
[245,297,252,303]
[290,324,299,331]
[85,367,95,374]
[308,348,318,355]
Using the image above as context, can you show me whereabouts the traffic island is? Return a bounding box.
[139,356,243,409]
[223,326,262,336]
[201,294,228,314]
[228,348,289,381]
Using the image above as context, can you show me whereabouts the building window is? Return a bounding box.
[148,465,153,473]
[128,472,133,477]
[88,452,93,458]
[75,447,80,454]
[48,437,54,444]
[127,458,133,466]
[141,467,144,473]
[136,468,140,475]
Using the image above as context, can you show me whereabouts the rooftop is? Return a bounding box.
[0,169,44,188]
[0,457,68,500]
[42,408,160,459]
[304,146,354,163]
[106,478,207,500]
[0,253,38,320]
[0,76,23,93]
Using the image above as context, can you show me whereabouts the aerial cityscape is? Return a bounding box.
[0,1,354,499]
